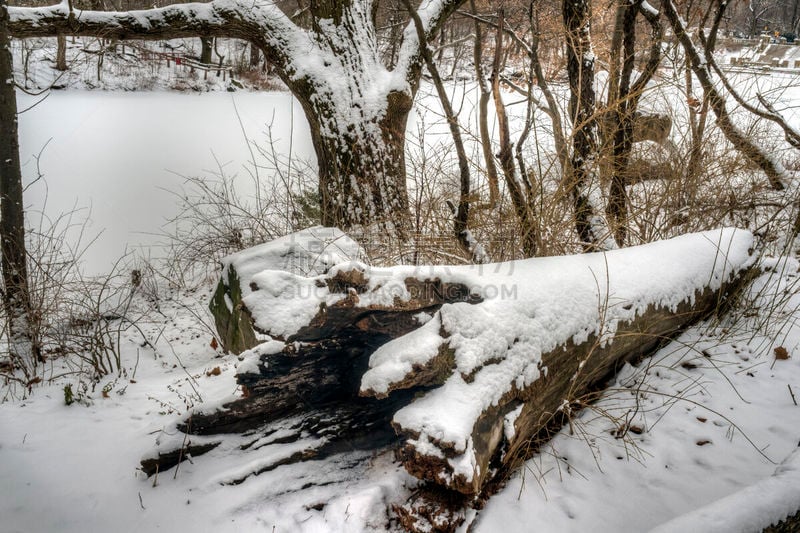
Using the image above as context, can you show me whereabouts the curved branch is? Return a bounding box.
[9,0,302,71]
[695,3,800,152]
[662,0,790,191]
[394,0,466,87]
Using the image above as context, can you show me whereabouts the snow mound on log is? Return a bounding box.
[221,227,365,338]
[362,228,755,463]
[222,226,365,284]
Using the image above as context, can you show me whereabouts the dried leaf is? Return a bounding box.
[775,346,790,360]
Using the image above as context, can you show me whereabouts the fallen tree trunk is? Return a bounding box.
[388,285,748,531]
[359,228,755,530]
[373,283,742,495]
[150,227,756,533]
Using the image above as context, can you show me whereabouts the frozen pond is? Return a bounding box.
[19,90,314,274]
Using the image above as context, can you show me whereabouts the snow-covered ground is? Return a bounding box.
[0,252,798,533]
[3,40,800,533]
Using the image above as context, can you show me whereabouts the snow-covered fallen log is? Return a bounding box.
[195,227,755,531]
[360,229,755,500]
[195,226,481,435]
[208,226,365,354]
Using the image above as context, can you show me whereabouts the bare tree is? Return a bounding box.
[403,0,476,259]
[469,0,499,209]
[490,6,540,255]
[663,0,790,191]
[1,0,39,371]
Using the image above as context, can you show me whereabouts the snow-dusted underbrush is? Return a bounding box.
[162,133,320,286]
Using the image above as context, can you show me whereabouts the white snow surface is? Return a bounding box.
[1,240,800,533]
[361,228,754,461]
[222,226,365,338]
[650,448,800,533]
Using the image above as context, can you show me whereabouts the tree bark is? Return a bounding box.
[293,84,413,235]
[391,269,752,532]
[191,268,480,435]
[0,0,39,370]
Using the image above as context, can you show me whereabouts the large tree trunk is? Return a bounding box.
[286,1,415,235]
[55,33,67,70]
[294,86,413,235]
[0,0,39,370]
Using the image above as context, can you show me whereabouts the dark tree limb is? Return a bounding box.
[403,0,473,259]
[563,0,617,251]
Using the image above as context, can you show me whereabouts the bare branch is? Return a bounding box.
[395,0,467,85]
[9,0,302,71]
